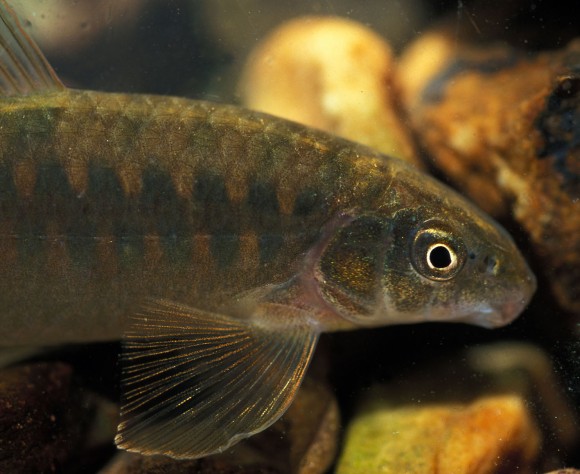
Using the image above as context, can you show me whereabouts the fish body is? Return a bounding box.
[0,89,385,345]
[0,0,536,460]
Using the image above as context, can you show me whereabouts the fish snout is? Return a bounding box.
[485,268,537,328]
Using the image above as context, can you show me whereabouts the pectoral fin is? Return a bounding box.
[115,299,318,459]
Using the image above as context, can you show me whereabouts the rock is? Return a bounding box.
[467,342,579,456]
[280,377,340,474]
[239,16,422,168]
[334,343,575,474]
[398,32,580,315]
[197,0,426,99]
[0,362,91,473]
[337,393,540,474]
[83,394,119,451]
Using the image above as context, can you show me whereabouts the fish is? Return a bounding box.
[0,0,536,460]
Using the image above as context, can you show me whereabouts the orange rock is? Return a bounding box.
[398,32,580,315]
[439,396,540,473]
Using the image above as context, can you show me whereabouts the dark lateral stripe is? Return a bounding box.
[193,171,236,233]
[1,159,315,272]
[140,166,191,265]
[247,180,279,229]
[87,164,125,223]
[0,162,16,218]
[39,164,97,265]
[209,234,239,269]
[86,164,146,268]
[258,234,283,264]
[1,161,245,270]
[1,161,136,267]
[293,187,325,216]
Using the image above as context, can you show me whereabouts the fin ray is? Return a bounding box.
[0,0,64,95]
[115,299,318,459]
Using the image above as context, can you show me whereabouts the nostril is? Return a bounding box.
[483,255,499,275]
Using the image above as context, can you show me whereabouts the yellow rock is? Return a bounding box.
[239,16,421,168]
[337,393,540,474]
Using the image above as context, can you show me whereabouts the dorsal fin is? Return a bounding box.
[0,0,64,96]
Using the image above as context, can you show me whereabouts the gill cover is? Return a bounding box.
[315,213,391,323]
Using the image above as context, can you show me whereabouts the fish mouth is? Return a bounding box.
[463,271,537,329]
[453,302,520,329]
[465,304,520,329]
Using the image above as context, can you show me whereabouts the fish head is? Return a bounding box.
[377,203,536,329]
[314,172,536,329]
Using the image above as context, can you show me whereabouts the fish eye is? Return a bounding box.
[411,223,466,281]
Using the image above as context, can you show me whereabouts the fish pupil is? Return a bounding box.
[427,244,453,269]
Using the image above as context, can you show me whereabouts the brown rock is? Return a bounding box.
[280,377,340,474]
[0,362,90,473]
[398,32,580,314]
